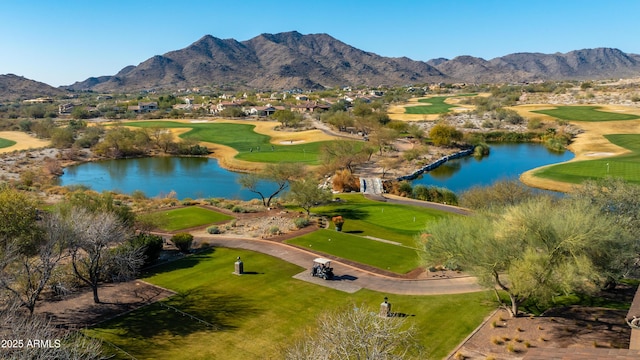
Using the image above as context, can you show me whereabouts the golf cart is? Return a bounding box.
[311,257,334,280]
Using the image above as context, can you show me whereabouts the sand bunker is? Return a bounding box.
[0,131,50,153]
[280,140,306,145]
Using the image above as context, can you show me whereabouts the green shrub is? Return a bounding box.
[129,233,164,267]
[232,205,246,213]
[294,217,309,229]
[206,225,221,234]
[473,143,490,157]
[268,226,280,235]
[171,233,194,253]
[181,198,196,206]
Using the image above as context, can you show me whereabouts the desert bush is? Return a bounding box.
[268,226,280,235]
[527,118,543,130]
[206,225,221,234]
[129,233,164,266]
[473,143,490,157]
[403,148,422,161]
[332,169,359,192]
[171,232,193,253]
[294,217,310,229]
[232,205,247,213]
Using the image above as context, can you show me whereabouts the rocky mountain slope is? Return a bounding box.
[4,31,640,97]
[0,74,68,102]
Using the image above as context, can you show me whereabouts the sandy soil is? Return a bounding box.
[452,306,630,359]
[124,118,340,172]
[0,131,50,153]
[517,105,640,192]
[387,95,480,122]
[36,280,174,328]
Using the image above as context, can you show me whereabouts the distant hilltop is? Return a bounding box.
[3,31,640,98]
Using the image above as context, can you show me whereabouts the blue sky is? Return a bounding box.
[2,0,639,86]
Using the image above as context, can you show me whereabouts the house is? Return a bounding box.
[23,97,53,104]
[291,101,330,113]
[58,103,75,114]
[247,106,277,117]
[295,95,309,101]
[128,101,158,113]
[215,101,242,113]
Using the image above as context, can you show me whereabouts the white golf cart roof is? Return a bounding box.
[313,257,332,265]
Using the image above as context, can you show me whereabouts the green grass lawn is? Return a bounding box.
[85,248,494,360]
[311,193,452,246]
[403,94,476,115]
[534,134,640,184]
[531,106,640,121]
[405,96,457,115]
[285,229,420,273]
[156,206,234,231]
[125,121,339,165]
[0,137,17,149]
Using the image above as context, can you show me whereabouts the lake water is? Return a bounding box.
[410,143,574,193]
[59,157,277,200]
[59,143,574,199]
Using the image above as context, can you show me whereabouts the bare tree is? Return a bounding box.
[68,208,139,303]
[284,304,421,359]
[0,300,104,359]
[0,212,70,315]
[238,162,304,208]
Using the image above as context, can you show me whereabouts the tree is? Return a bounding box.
[147,126,175,153]
[287,177,332,215]
[0,212,70,315]
[0,185,41,250]
[272,109,302,128]
[370,127,399,155]
[0,300,104,359]
[283,304,421,359]
[420,196,632,317]
[320,141,368,174]
[50,127,75,148]
[428,122,462,146]
[570,177,640,281]
[459,179,538,211]
[238,162,304,208]
[380,156,402,179]
[67,208,140,303]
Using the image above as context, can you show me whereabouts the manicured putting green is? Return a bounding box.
[85,247,493,360]
[312,193,451,246]
[404,94,476,115]
[404,96,457,114]
[531,106,639,121]
[534,134,640,184]
[0,137,17,149]
[156,206,233,231]
[286,229,420,274]
[125,121,341,164]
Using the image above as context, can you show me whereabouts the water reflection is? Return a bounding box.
[59,157,276,200]
[411,143,574,193]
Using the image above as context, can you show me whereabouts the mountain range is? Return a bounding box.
[3,31,640,100]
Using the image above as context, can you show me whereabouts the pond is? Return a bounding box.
[59,143,574,200]
[58,157,276,200]
[410,143,574,193]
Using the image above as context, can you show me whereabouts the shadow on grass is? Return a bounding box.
[91,288,262,356]
[142,248,216,278]
[345,230,364,234]
[325,208,368,220]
